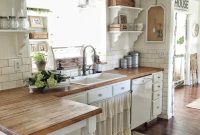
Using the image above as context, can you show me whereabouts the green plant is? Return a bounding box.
[33,53,46,63]
[28,70,67,93]
[177,36,185,45]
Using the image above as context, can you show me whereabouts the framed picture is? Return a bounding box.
[118,14,127,24]
[38,43,48,52]
[31,45,38,52]
[146,5,165,42]
[29,16,44,28]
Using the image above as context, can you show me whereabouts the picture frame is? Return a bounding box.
[31,45,38,52]
[146,5,165,43]
[38,43,48,52]
[118,14,127,24]
[29,16,44,28]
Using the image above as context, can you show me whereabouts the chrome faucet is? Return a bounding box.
[82,45,96,76]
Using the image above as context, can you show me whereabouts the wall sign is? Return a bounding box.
[174,0,189,10]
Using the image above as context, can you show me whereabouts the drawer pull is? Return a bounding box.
[98,94,103,97]
[121,87,125,90]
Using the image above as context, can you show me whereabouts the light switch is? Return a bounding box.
[14,59,22,72]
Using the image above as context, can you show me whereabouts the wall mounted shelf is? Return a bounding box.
[108,6,143,20]
[109,31,143,45]
[0,29,32,33]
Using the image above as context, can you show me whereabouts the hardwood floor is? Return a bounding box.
[135,85,200,135]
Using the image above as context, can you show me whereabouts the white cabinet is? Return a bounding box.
[112,80,130,96]
[88,85,113,104]
[151,71,163,120]
[131,75,153,129]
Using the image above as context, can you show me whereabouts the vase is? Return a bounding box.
[35,61,46,71]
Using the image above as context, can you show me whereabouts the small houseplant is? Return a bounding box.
[33,52,46,71]
[28,70,67,93]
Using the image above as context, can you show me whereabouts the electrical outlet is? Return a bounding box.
[14,59,22,72]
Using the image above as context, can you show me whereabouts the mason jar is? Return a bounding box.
[0,16,9,29]
[9,16,18,29]
[18,17,29,30]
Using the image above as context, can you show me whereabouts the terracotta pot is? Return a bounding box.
[35,61,46,71]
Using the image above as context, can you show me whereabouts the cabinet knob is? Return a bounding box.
[157,106,160,109]
[157,86,160,88]
[158,77,161,79]
[98,94,102,97]
[157,94,160,97]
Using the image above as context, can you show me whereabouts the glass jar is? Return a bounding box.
[0,16,9,29]
[9,16,18,29]
[18,17,29,30]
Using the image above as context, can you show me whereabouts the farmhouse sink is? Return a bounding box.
[70,73,126,86]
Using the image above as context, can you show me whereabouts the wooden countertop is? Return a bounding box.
[0,88,102,135]
[0,67,162,135]
[54,67,163,97]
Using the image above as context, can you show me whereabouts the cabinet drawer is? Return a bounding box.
[153,91,162,100]
[88,86,112,104]
[153,72,163,83]
[153,82,162,92]
[113,80,130,96]
[152,98,162,116]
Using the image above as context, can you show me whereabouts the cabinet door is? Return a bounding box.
[152,98,162,116]
[88,85,112,104]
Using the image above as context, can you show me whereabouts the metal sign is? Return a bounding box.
[174,0,189,10]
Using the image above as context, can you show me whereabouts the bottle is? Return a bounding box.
[96,58,102,73]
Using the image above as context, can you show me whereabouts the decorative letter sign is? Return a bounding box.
[174,0,189,10]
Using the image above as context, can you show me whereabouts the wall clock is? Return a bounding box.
[192,23,199,37]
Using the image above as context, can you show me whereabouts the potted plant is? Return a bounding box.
[33,52,46,71]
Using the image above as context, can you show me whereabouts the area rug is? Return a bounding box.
[132,131,145,135]
[186,98,200,109]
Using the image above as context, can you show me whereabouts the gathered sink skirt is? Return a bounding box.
[91,92,131,135]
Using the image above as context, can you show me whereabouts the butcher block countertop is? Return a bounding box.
[0,67,163,135]
[0,89,102,135]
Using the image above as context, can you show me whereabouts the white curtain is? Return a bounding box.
[91,92,131,135]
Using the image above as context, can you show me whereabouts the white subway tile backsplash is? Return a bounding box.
[22,65,31,72]
[2,81,17,90]
[16,80,24,87]
[9,59,22,66]
[0,60,8,67]
[23,72,32,79]
[22,58,31,65]
[0,75,9,83]
[2,67,15,74]
[9,73,23,81]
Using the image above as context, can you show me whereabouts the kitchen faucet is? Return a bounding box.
[82,45,96,76]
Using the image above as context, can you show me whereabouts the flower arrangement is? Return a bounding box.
[28,70,67,93]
